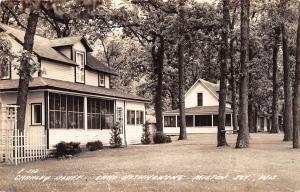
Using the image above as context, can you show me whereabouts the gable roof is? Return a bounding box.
[0,23,117,75]
[50,36,93,52]
[186,79,232,103]
[86,53,118,76]
[0,23,77,66]
[0,77,150,102]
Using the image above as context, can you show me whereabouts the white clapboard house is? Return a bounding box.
[163,79,234,134]
[0,24,149,148]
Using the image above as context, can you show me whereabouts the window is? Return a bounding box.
[195,115,212,126]
[1,63,10,79]
[31,103,42,125]
[164,116,176,127]
[49,93,84,129]
[186,115,194,127]
[212,114,232,126]
[127,110,135,125]
[87,98,114,129]
[225,114,232,126]
[197,93,203,106]
[75,51,85,83]
[136,110,144,125]
[99,73,105,87]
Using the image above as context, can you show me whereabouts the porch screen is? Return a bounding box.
[213,114,232,126]
[49,93,84,129]
[87,98,114,129]
[164,116,176,127]
[195,115,212,126]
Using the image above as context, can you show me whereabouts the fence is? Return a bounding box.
[0,104,47,165]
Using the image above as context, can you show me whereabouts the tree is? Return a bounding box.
[236,0,250,148]
[281,0,293,141]
[293,12,300,148]
[177,1,187,140]
[217,0,230,147]
[0,33,13,79]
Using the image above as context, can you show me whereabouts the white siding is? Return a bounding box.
[164,126,233,134]
[185,81,219,108]
[85,70,98,86]
[6,35,38,79]
[0,91,45,132]
[41,60,75,82]
[125,101,145,144]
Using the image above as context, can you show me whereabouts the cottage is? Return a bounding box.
[163,79,234,134]
[0,24,150,148]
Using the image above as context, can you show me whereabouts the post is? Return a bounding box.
[211,114,214,127]
[84,96,88,131]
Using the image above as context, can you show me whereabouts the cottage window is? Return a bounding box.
[99,73,105,87]
[195,115,212,126]
[1,63,10,79]
[127,110,135,125]
[75,51,85,83]
[197,93,203,106]
[87,98,114,129]
[186,115,194,127]
[164,116,176,127]
[49,93,84,129]
[31,103,42,125]
[212,114,232,126]
[136,110,144,125]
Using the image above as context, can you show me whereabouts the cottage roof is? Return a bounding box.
[0,23,117,75]
[0,77,150,102]
[163,106,232,115]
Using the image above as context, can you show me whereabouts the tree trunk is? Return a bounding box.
[178,40,187,140]
[152,36,164,133]
[270,27,281,134]
[236,0,249,148]
[16,10,39,131]
[248,102,255,133]
[293,14,300,148]
[282,23,293,141]
[218,0,230,146]
[230,39,238,133]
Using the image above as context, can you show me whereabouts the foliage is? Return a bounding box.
[141,122,152,144]
[54,141,81,157]
[153,132,172,144]
[0,33,14,78]
[110,122,122,148]
[86,140,104,151]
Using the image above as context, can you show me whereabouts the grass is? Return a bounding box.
[0,133,299,192]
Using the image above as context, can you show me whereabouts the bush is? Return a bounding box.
[54,142,81,157]
[110,122,122,148]
[141,122,151,144]
[153,132,172,144]
[86,141,103,151]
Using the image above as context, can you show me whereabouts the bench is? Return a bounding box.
[221,130,238,134]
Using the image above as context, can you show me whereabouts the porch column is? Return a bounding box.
[231,113,233,128]
[211,114,214,127]
[193,115,195,128]
[175,115,178,128]
[84,96,87,131]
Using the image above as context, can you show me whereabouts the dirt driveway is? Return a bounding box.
[0,133,299,192]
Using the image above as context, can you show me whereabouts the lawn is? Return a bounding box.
[0,133,299,192]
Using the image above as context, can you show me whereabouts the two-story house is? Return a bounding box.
[0,24,150,148]
[163,79,234,134]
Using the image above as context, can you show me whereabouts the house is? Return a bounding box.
[0,24,150,148]
[163,79,234,134]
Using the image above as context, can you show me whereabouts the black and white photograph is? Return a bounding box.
[0,0,299,191]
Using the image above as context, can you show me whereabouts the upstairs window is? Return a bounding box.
[1,63,10,79]
[75,51,85,83]
[197,93,203,106]
[99,73,105,87]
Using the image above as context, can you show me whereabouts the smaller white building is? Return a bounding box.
[163,79,233,134]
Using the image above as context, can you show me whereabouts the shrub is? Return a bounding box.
[153,132,172,144]
[141,122,151,144]
[54,142,81,157]
[86,140,103,151]
[110,122,122,148]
